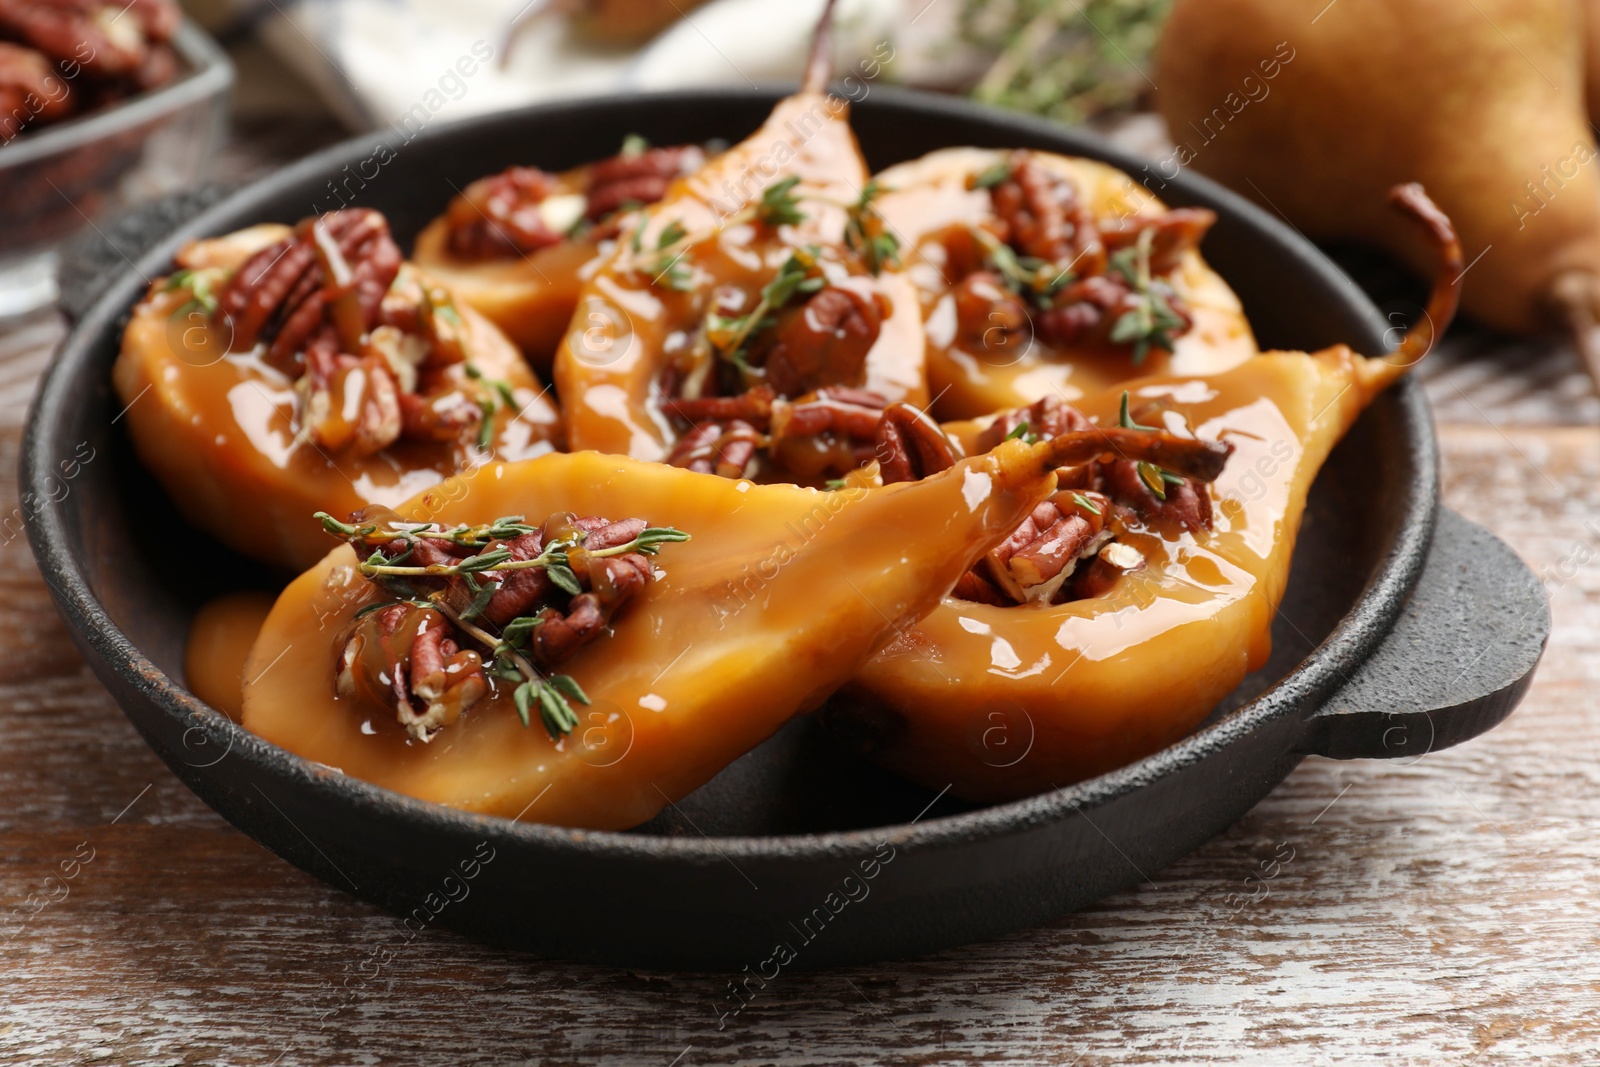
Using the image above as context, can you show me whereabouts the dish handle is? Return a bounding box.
[1296,508,1549,761]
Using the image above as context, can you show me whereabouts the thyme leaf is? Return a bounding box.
[843,180,900,276]
[757,176,806,227]
[1107,228,1187,364]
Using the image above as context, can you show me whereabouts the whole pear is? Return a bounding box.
[1155,0,1600,337]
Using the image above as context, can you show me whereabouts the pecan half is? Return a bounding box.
[988,150,1098,264]
[0,0,178,79]
[336,602,488,742]
[445,166,565,259]
[0,40,70,138]
[585,144,704,221]
[754,286,884,398]
[876,403,961,485]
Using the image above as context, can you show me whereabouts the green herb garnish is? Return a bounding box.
[1107,228,1188,364]
[843,180,900,276]
[757,176,806,227]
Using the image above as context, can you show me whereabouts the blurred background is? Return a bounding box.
[6,0,1597,424]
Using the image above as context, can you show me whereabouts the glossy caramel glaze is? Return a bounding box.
[839,345,1407,800]
[875,147,1258,419]
[554,93,927,475]
[113,229,562,571]
[241,440,1071,829]
[412,223,600,372]
[184,591,276,722]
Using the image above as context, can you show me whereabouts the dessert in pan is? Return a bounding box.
[140,1,1460,830]
[411,136,709,369]
[874,146,1260,419]
[114,209,562,570]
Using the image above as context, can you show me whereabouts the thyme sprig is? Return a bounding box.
[843,180,900,276]
[326,512,689,740]
[971,159,1013,190]
[1003,420,1040,444]
[757,175,806,227]
[317,511,536,549]
[1117,390,1184,500]
[434,597,591,740]
[347,524,690,579]
[1107,228,1187,364]
[647,218,693,292]
[974,229,1071,307]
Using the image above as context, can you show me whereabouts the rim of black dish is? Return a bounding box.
[22,86,1439,861]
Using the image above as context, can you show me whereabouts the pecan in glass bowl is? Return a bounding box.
[0,15,230,318]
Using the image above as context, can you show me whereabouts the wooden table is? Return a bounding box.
[4,52,1597,1067]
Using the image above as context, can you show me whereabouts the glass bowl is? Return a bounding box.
[0,20,233,318]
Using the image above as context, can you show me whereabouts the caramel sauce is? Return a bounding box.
[241,441,1069,829]
[112,270,562,570]
[876,147,1259,419]
[847,344,1391,801]
[184,591,276,721]
[412,221,599,372]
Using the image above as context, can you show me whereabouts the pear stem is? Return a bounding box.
[802,0,840,95]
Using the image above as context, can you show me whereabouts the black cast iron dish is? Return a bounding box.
[24,88,1549,970]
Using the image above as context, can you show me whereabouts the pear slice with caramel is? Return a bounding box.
[552,0,927,486]
[873,147,1259,420]
[237,424,1220,830]
[830,184,1462,800]
[113,209,561,570]
[412,137,710,371]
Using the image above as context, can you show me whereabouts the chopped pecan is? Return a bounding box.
[585,144,704,221]
[953,270,1030,356]
[397,389,483,444]
[665,419,764,478]
[1032,274,1131,348]
[333,511,671,739]
[662,385,776,428]
[445,166,565,259]
[988,150,1098,264]
[1102,459,1214,532]
[876,403,961,485]
[336,602,488,742]
[976,395,1092,452]
[754,286,884,397]
[217,208,402,364]
[1071,541,1146,600]
[301,351,402,456]
[0,40,71,139]
[211,209,499,457]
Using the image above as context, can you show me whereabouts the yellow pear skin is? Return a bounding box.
[1156,0,1600,336]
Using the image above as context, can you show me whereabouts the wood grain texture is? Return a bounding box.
[1,305,1595,1066]
[4,78,1598,1060]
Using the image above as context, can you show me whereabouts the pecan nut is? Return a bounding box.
[445,166,565,259]
[755,286,883,397]
[584,144,704,221]
[0,40,71,138]
[0,0,178,79]
[988,150,1097,264]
